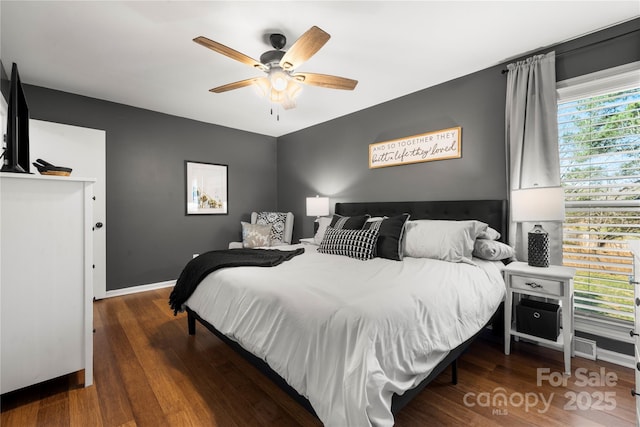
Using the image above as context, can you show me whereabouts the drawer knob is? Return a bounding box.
[525,281,543,289]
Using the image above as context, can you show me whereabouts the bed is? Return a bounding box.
[175,199,509,426]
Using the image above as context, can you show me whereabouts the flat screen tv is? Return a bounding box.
[2,62,30,173]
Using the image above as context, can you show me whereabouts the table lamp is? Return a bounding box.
[511,186,565,267]
[306,195,330,233]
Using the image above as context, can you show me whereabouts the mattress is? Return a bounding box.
[185,244,505,426]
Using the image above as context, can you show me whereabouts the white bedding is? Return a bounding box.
[186,244,505,426]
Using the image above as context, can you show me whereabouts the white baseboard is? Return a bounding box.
[104,280,175,299]
[536,337,633,369]
[597,347,635,369]
[574,315,635,344]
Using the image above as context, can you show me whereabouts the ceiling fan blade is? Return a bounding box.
[292,73,358,90]
[194,36,267,72]
[279,26,330,71]
[210,77,265,93]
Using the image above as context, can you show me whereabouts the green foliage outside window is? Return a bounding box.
[558,87,640,322]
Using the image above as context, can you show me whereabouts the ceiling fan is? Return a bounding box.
[193,26,358,110]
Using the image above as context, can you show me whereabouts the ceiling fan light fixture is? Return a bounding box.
[269,67,289,92]
[285,80,301,99]
[269,89,283,103]
[254,78,271,97]
[268,80,300,109]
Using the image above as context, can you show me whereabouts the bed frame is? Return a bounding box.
[186,199,508,419]
[334,199,508,242]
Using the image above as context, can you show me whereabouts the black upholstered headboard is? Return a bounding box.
[335,200,508,242]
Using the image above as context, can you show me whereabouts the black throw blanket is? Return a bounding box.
[169,247,305,315]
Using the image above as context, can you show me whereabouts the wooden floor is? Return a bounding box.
[1,287,637,426]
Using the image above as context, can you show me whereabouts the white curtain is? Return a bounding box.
[505,51,563,264]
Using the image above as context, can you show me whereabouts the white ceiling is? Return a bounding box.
[1,1,638,137]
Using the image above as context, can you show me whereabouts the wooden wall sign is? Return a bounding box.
[369,126,461,169]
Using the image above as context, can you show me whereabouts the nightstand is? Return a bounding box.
[503,261,576,374]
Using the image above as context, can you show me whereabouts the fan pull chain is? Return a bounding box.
[269,104,280,121]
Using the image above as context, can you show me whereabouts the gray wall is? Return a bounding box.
[277,18,640,241]
[21,87,277,290]
[278,65,508,240]
[3,18,638,291]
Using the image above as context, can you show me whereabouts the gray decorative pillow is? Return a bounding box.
[255,212,287,245]
[242,222,272,248]
[318,227,379,260]
[473,239,516,261]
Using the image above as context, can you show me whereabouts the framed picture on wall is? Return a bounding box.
[185,161,228,215]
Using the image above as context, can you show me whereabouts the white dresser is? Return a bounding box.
[0,173,94,393]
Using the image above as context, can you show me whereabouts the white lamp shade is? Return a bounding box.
[511,187,565,222]
[306,196,329,217]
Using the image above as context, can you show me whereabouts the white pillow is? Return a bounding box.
[403,220,488,263]
[473,239,516,261]
[477,226,501,241]
[313,216,333,244]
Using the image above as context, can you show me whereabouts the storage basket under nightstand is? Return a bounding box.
[516,299,560,341]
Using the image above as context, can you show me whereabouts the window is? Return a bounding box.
[557,63,640,323]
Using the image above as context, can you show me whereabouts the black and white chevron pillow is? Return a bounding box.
[318,227,379,260]
[255,212,288,244]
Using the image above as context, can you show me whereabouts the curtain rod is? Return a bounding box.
[501,27,639,74]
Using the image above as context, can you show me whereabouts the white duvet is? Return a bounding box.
[185,245,505,426]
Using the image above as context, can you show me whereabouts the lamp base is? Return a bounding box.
[528,224,549,267]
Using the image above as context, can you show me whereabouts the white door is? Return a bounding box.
[29,119,107,299]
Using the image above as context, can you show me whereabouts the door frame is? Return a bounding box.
[29,119,107,299]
